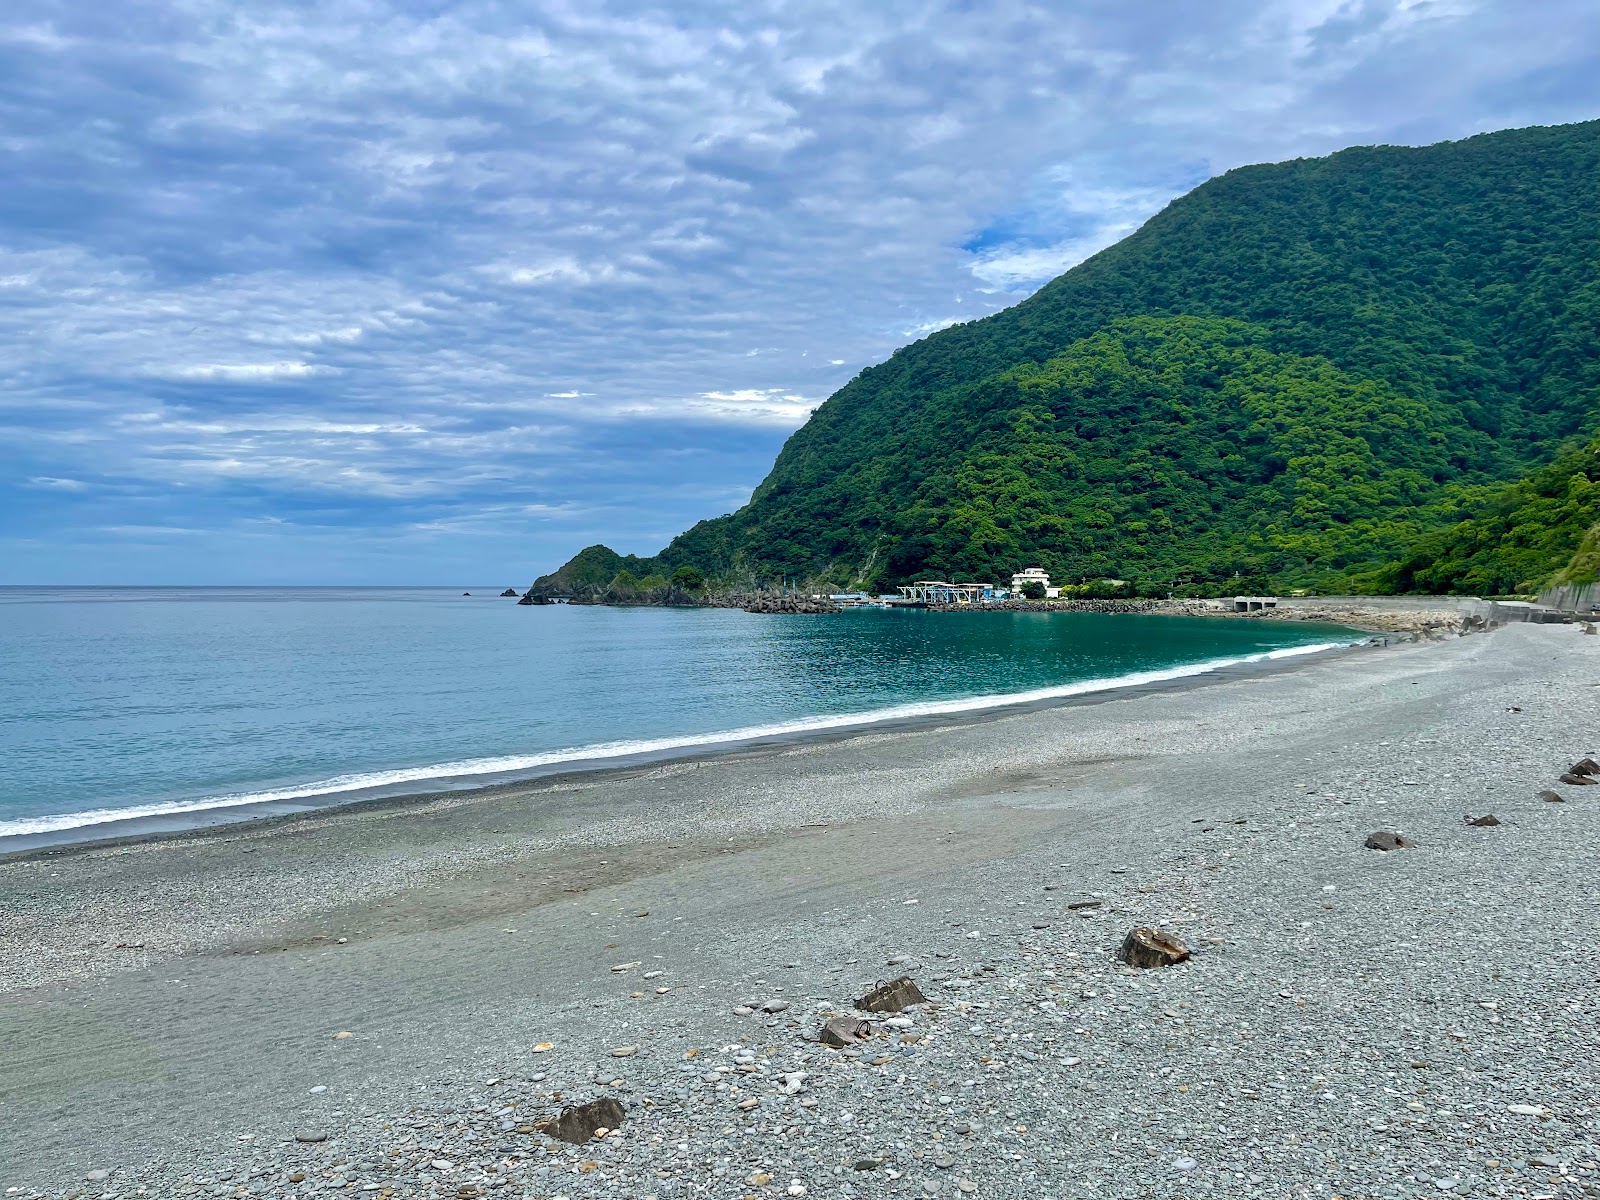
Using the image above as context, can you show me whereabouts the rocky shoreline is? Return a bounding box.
[3,625,1597,1199]
[528,590,1490,635]
[926,596,1485,635]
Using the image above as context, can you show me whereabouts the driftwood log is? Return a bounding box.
[1119,927,1191,969]
[543,1097,625,1144]
[857,976,929,1013]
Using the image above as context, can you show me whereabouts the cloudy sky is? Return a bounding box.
[3,0,1598,584]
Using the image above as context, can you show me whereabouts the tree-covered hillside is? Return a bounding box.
[537,119,1600,596]
[1372,432,1600,595]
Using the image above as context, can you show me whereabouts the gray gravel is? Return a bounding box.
[1,621,1597,1199]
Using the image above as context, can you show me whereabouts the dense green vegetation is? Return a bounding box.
[536,119,1600,597]
[1372,432,1600,594]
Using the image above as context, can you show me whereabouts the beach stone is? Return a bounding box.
[294,1131,328,1144]
[858,976,928,1013]
[1065,898,1102,911]
[611,1045,638,1057]
[933,1153,956,1169]
[545,1097,625,1144]
[761,999,789,1014]
[1365,831,1415,851]
[819,1016,873,1047]
[1465,814,1501,826]
[84,1170,111,1182]
[1119,927,1191,968]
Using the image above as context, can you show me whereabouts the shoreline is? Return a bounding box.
[0,631,1375,861]
[2,621,1596,1196]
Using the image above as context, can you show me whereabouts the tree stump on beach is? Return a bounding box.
[1119,927,1190,969]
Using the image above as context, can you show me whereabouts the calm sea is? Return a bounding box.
[0,587,1357,844]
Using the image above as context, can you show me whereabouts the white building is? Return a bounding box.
[1010,567,1060,599]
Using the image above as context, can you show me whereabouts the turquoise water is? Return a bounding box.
[0,588,1357,841]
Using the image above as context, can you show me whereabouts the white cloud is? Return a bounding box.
[167,362,337,382]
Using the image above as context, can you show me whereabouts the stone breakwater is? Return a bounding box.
[4,624,1597,1199]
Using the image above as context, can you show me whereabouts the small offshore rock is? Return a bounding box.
[1570,756,1600,776]
[1364,830,1415,851]
[1119,927,1191,969]
[1538,789,1566,803]
[1557,772,1596,786]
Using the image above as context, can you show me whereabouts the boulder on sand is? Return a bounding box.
[1364,830,1415,851]
[543,1097,625,1144]
[818,1016,874,1047]
[1119,927,1191,968]
[858,976,929,1013]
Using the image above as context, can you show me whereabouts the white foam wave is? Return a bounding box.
[0,640,1350,838]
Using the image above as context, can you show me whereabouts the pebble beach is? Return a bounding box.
[2,621,1597,1199]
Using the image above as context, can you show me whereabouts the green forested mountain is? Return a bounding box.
[1374,432,1600,595]
[538,119,1600,597]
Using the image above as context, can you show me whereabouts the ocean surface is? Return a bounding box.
[0,587,1358,843]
